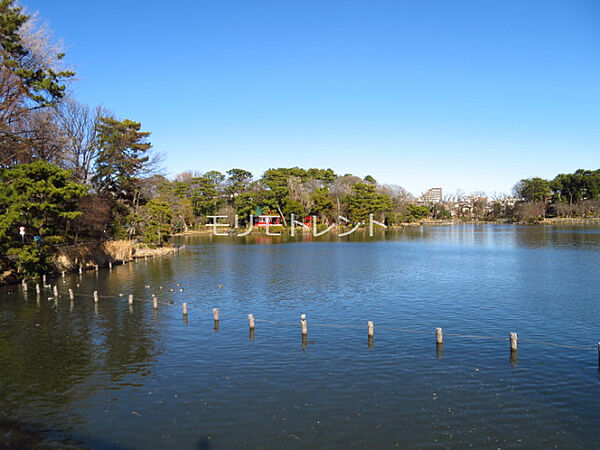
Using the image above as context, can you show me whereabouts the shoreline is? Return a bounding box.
[0,242,182,287]
[173,217,600,238]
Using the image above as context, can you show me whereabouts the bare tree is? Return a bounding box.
[379,184,412,202]
[288,175,313,212]
[514,201,546,222]
[489,191,508,201]
[22,107,68,164]
[72,195,112,238]
[0,9,73,166]
[174,171,203,184]
[330,175,362,217]
[379,184,412,209]
[19,11,66,72]
[56,99,106,183]
[454,189,466,202]
[553,202,576,218]
[331,175,362,198]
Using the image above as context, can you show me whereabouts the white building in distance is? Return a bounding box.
[419,187,443,204]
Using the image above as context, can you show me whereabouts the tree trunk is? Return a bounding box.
[277,204,287,227]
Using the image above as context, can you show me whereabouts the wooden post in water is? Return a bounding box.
[153,297,158,309]
[436,327,443,345]
[36,284,40,294]
[22,280,27,292]
[301,314,308,336]
[248,314,255,329]
[53,285,58,298]
[182,302,188,316]
[368,321,374,338]
[62,271,65,278]
[79,266,82,274]
[42,274,46,285]
[510,332,518,353]
[95,264,99,271]
[69,289,74,300]
[213,308,220,323]
[108,262,112,270]
[93,290,98,303]
[128,294,133,305]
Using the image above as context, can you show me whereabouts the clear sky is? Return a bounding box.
[22,0,600,196]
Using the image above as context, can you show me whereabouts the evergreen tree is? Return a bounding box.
[405,204,431,221]
[92,117,152,202]
[310,187,334,218]
[0,161,86,274]
[513,177,550,202]
[344,183,393,223]
[225,168,253,201]
[190,172,224,217]
[140,198,172,245]
[0,161,86,240]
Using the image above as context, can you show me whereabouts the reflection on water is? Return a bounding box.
[0,225,599,449]
[213,223,600,250]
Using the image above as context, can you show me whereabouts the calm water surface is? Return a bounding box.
[1,225,600,448]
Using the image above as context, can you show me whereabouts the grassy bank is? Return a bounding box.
[0,241,179,286]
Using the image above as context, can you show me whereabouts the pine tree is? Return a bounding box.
[92,117,152,202]
[0,161,86,274]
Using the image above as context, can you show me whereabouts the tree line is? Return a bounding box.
[155,167,418,230]
[512,170,600,221]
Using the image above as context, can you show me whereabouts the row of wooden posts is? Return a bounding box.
[29,254,169,285]
[21,253,183,300]
[182,303,524,356]
[21,280,598,365]
[22,267,111,293]
[183,307,597,366]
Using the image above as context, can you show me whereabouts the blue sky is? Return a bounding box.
[23,0,600,196]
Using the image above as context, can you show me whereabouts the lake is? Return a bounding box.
[1,224,600,448]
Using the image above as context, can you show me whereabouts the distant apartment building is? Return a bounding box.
[419,187,443,204]
[446,196,520,218]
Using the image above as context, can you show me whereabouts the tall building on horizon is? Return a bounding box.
[420,187,443,204]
